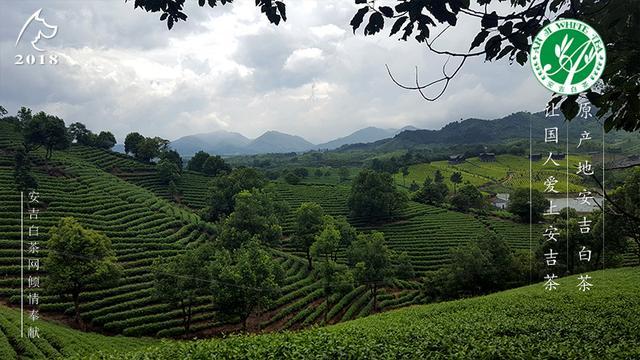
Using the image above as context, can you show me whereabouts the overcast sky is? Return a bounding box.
[0,0,551,144]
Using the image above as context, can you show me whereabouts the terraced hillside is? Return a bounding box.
[0,305,155,359]
[400,154,592,193]
[97,166,544,276]
[2,121,633,341]
[0,126,423,337]
[85,267,640,360]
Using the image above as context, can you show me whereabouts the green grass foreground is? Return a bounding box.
[80,267,639,360]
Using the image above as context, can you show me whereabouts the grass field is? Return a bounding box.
[82,266,640,359]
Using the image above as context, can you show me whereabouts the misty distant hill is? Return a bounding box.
[169,126,415,156]
[316,126,418,150]
[170,130,251,155]
[342,111,620,152]
[247,131,315,154]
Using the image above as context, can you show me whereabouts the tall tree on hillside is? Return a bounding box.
[13,148,38,192]
[348,169,407,222]
[202,167,266,221]
[450,184,484,211]
[401,166,410,186]
[433,170,445,184]
[450,172,463,193]
[158,158,181,185]
[22,111,70,160]
[68,122,93,145]
[45,217,122,326]
[160,149,183,171]
[210,240,284,332]
[95,131,117,150]
[332,216,358,259]
[202,155,231,176]
[413,177,448,205]
[509,188,548,223]
[311,223,353,323]
[293,202,325,270]
[17,107,32,124]
[186,151,210,172]
[347,231,391,313]
[152,245,212,334]
[218,189,283,250]
[124,132,144,155]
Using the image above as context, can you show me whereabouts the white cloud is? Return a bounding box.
[0,0,550,145]
[283,47,324,72]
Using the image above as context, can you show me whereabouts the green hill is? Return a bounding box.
[398,154,592,193]
[0,304,155,359]
[83,267,640,359]
[0,119,636,341]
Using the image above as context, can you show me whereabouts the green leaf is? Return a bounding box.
[350,7,369,33]
[470,30,489,50]
[379,6,394,18]
[481,11,498,29]
[515,50,528,66]
[390,16,408,37]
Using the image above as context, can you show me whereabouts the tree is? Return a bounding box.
[13,148,37,192]
[293,167,309,178]
[401,166,410,186]
[450,172,463,193]
[319,262,353,324]
[158,158,180,185]
[409,180,419,192]
[423,233,524,300]
[347,231,390,313]
[433,170,445,184]
[338,167,350,182]
[348,169,407,222]
[508,188,548,223]
[45,217,122,325]
[23,111,70,160]
[133,0,287,30]
[594,168,640,263]
[332,216,358,256]
[168,180,181,202]
[218,189,283,250]
[293,202,325,270]
[124,132,144,155]
[413,177,448,205]
[152,245,211,334]
[450,184,484,211]
[392,251,415,280]
[202,155,231,176]
[17,107,32,124]
[314,168,324,177]
[160,149,183,171]
[311,219,341,264]
[68,122,93,145]
[135,137,165,162]
[187,151,210,172]
[209,240,284,332]
[202,167,266,221]
[284,172,301,185]
[95,131,116,150]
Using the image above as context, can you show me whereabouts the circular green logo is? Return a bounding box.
[530,19,606,95]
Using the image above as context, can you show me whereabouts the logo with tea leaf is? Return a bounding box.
[530,19,605,95]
